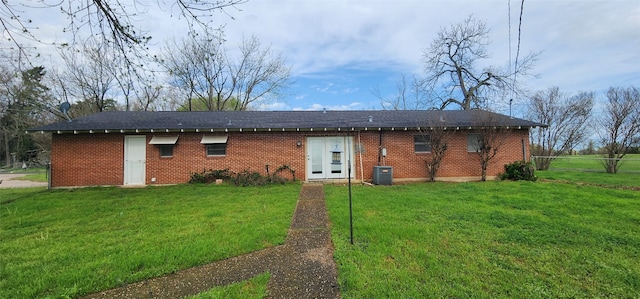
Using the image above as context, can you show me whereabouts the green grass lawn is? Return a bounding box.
[545,154,640,172]
[3,172,639,298]
[1,167,47,174]
[186,273,270,299]
[537,154,640,187]
[0,184,299,298]
[537,170,640,188]
[326,181,640,298]
[11,172,48,182]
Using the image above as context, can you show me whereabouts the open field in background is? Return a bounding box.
[537,170,640,188]
[536,154,640,188]
[0,184,299,298]
[540,154,640,173]
[326,181,640,298]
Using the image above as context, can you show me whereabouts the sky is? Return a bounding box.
[5,0,640,116]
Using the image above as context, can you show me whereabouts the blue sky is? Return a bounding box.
[223,0,640,116]
[8,0,640,116]
[281,67,395,111]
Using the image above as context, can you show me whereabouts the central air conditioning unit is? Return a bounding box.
[373,166,393,185]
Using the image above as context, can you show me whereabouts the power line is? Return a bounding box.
[513,0,525,91]
[508,0,512,80]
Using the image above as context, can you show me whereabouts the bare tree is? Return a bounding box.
[468,113,510,181]
[0,63,18,166]
[527,87,594,170]
[54,38,122,115]
[111,62,136,111]
[152,85,186,111]
[163,34,228,111]
[374,74,426,110]
[0,1,246,65]
[110,61,163,111]
[132,84,163,111]
[418,126,453,182]
[0,66,51,166]
[421,15,537,110]
[162,34,291,111]
[232,36,292,110]
[595,86,640,174]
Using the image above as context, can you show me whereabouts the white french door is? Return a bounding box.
[306,136,353,180]
[124,135,146,185]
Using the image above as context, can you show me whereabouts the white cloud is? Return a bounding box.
[256,101,290,111]
[219,0,637,98]
[292,101,363,111]
[6,0,638,111]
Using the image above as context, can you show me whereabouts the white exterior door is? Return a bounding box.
[306,136,353,180]
[124,135,146,185]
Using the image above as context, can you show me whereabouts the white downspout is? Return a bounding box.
[358,131,364,182]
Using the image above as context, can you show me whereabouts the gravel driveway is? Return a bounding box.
[0,173,48,188]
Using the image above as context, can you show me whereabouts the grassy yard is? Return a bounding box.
[537,154,640,188]
[3,173,639,298]
[537,170,640,188]
[326,181,640,298]
[186,272,270,299]
[0,184,299,298]
[544,154,640,173]
[10,172,48,182]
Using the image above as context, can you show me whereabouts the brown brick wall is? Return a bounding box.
[51,134,124,186]
[353,129,530,180]
[146,132,308,184]
[50,129,531,187]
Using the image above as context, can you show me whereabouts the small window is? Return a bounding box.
[159,145,173,157]
[206,143,226,156]
[201,135,228,156]
[414,135,431,152]
[467,133,482,152]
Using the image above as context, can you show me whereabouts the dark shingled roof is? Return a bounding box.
[29,110,545,133]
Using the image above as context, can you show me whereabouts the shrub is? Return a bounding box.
[189,168,233,184]
[189,165,295,186]
[233,170,265,186]
[232,169,290,186]
[274,164,296,181]
[500,161,537,181]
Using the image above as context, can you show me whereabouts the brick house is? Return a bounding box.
[29,110,544,187]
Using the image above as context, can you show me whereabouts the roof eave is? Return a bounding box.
[30,125,538,135]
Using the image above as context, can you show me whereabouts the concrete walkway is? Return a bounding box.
[83,183,340,298]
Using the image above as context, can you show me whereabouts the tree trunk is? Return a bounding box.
[533,156,552,170]
[606,160,618,174]
[481,160,488,181]
[3,130,10,167]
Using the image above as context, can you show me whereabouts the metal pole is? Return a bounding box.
[348,129,354,245]
[47,162,52,190]
[522,138,526,161]
[509,99,513,118]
